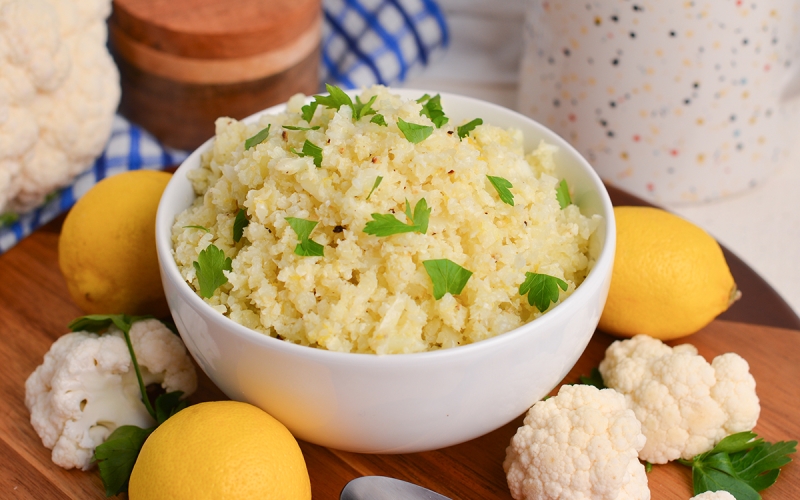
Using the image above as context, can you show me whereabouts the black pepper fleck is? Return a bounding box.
[333,225,344,233]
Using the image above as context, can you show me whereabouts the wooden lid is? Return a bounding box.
[111,0,322,59]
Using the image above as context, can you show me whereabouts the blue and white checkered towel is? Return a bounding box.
[0,0,447,254]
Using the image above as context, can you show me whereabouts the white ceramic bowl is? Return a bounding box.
[155,89,616,453]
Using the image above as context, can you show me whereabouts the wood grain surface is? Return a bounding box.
[1,196,798,499]
[111,0,322,58]
[109,0,322,150]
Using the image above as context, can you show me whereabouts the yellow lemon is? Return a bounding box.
[58,170,171,316]
[128,401,311,500]
[598,206,739,340]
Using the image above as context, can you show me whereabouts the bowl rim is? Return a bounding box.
[156,88,616,365]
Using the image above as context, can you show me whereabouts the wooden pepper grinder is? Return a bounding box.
[109,0,322,150]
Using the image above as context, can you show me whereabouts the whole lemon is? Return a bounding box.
[58,170,171,316]
[129,401,311,500]
[598,206,739,340]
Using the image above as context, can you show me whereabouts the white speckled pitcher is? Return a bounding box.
[519,0,800,204]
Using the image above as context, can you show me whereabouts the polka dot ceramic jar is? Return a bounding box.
[519,1,800,204]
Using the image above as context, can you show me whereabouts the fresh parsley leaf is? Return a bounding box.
[371,114,387,126]
[397,118,433,144]
[407,199,431,233]
[313,83,353,111]
[578,367,606,389]
[301,101,318,122]
[68,314,152,335]
[285,217,324,257]
[487,175,514,206]
[353,95,378,119]
[362,213,417,237]
[0,212,18,227]
[183,225,210,232]
[519,272,568,312]
[416,93,431,103]
[244,124,271,150]
[366,176,383,200]
[423,259,473,300]
[292,139,323,168]
[154,391,188,425]
[457,118,483,139]
[419,94,449,128]
[296,238,324,257]
[680,432,798,499]
[285,217,317,241]
[556,179,572,209]
[282,125,320,131]
[233,209,249,243]
[193,244,232,298]
[363,198,430,237]
[93,425,154,496]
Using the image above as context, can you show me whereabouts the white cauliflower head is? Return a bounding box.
[25,319,197,470]
[598,335,760,464]
[0,0,119,214]
[691,490,736,500]
[503,384,649,500]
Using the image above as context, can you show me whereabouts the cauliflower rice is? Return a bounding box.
[172,86,601,354]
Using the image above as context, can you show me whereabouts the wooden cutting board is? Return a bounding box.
[1,205,798,499]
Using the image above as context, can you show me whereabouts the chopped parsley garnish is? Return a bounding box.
[679,431,797,500]
[312,84,380,121]
[418,93,448,128]
[291,140,323,168]
[285,217,324,257]
[370,114,387,126]
[366,176,383,200]
[183,225,210,232]
[244,124,271,150]
[301,101,318,122]
[556,179,572,209]
[233,209,249,243]
[193,244,232,298]
[519,272,568,312]
[397,118,433,144]
[487,175,514,206]
[313,83,353,111]
[282,125,320,131]
[423,259,473,300]
[353,95,378,119]
[457,118,483,139]
[416,93,431,103]
[363,198,430,236]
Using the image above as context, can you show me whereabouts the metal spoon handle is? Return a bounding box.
[340,476,452,500]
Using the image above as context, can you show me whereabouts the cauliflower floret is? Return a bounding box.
[25,319,197,470]
[691,491,736,500]
[503,384,649,500]
[0,0,119,214]
[599,335,759,464]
